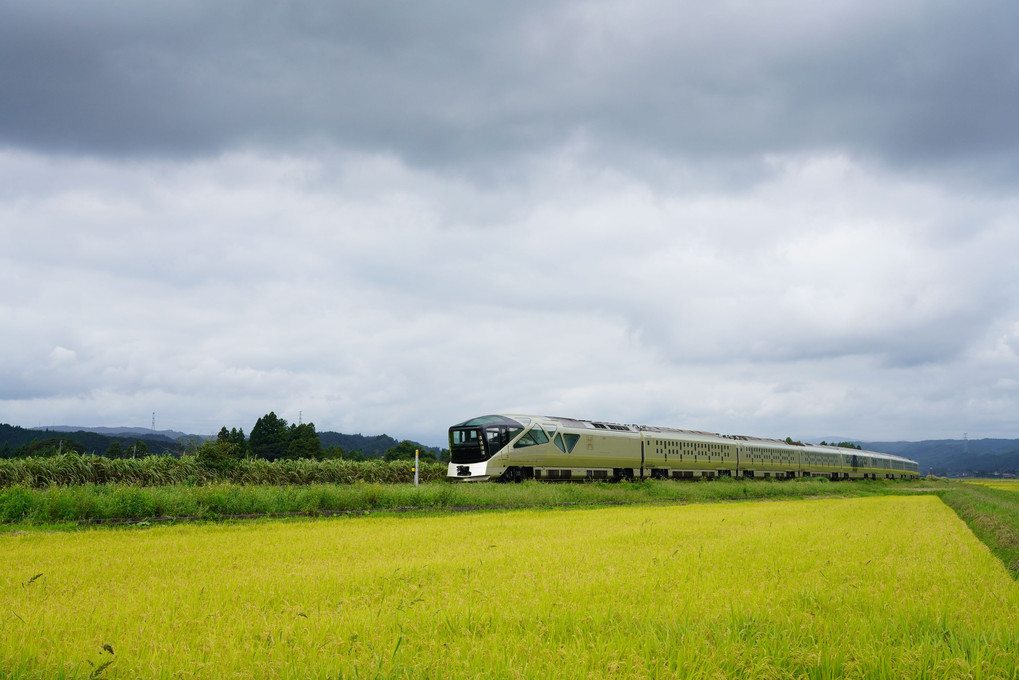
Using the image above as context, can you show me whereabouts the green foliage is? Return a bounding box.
[0,486,34,522]
[0,452,448,490]
[18,438,85,458]
[248,413,326,460]
[105,441,124,458]
[0,477,950,526]
[197,439,243,470]
[286,423,322,460]
[317,431,400,458]
[320,445,346,460]
[249,412,290,460]
[383,440,436,462]
[217,427,250,457]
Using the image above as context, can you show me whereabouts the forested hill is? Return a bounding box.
[0,422,439,459]
[862,439,1019,477]
[317,431,440,457]
[0,423,181,456]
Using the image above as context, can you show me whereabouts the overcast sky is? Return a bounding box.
[2,0,1018,446]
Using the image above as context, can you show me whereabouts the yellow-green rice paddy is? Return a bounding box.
[964,479,1019,492]
[2,495,1017,679]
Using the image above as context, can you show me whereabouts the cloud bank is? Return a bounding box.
[2,0,1017,444]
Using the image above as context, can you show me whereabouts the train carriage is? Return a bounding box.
[449,414,921,482]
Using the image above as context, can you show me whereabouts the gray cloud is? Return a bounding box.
[2,1,1019,444]
[2,0,1018,181]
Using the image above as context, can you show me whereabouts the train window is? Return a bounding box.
[552,432,566,453]
[451,429,479,446]
[513,427,550,448]
[484,426,521,455]
[563,433,581,453]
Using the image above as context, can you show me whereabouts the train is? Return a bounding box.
[448,414,921,482]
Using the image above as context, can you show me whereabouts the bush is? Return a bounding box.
[0,486,35,523]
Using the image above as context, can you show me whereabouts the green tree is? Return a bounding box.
[250,412,289,460]
[217,427,250,457]
[131,440,150,458]
[106,441,124,458]
[383,440,435,462]
[196,438,243,469]
[285,422,322,460]
[321,445,346,460]
[22,438,84,457]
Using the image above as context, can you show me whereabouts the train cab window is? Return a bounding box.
[552,432,566,452]
[513,426,550,448]
[563,433,581,453]
[451,429,479,446]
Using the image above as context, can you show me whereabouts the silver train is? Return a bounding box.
[448,414,921,482]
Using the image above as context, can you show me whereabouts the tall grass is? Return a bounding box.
[0,477,945,525]
[0,453,447,488]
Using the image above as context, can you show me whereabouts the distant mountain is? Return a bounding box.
[318,431,441,457]
[861,439,1019,477]
[1,423,183,456]
[35,426,188,441]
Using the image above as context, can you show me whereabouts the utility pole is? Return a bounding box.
[414,449,419,486]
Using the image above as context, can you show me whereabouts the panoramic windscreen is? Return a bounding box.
[449,427,487,464]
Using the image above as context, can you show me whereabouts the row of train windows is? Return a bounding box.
[657,441,726,451]
[514,427,581,454]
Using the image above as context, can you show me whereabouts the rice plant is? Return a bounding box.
[1,495,1016,679]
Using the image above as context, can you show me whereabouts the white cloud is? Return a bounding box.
[2,145,1018,444]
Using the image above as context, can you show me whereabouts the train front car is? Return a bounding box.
[448,415,525,481]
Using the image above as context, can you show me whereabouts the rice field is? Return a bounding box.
[964,479,1019,492]
[2,495,1017,679]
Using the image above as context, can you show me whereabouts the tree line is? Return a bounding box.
[1,435,157,460]
[0,416,447,463]
[197,411,444,465]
